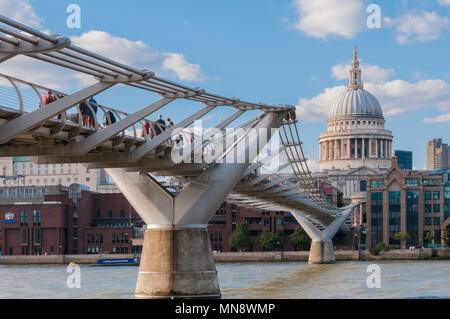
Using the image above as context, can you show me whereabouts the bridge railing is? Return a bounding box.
[0,72,182,144]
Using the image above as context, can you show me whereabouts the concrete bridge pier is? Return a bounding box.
[136,226,220,299]
[292,204,358,264]
[308,240,335,264]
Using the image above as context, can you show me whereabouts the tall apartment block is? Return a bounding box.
[427,138,449,170]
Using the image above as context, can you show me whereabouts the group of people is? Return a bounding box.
[40,92,184,144]
[141,115,175,140]
[41,91,117,128]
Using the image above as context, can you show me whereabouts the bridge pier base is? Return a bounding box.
[135,227,221,299]
[308,240,336,264]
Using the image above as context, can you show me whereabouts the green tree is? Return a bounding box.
[290,227,311,251]
[424,231,435,248]
[393,232,411,249]
[228,223,252,252]
[259,231,283,251]
[337,190,345,208]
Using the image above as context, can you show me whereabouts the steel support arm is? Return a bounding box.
[68,97,176,154]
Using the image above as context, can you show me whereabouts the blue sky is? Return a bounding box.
[1,0,449,169]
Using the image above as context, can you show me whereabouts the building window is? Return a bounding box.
[108,210,112,217]
[371,180,383,188]
[425,204,432,213]
[406,179,418,187]
[433,191,440,200]
[20,228,28,244]
[425,192,431,200]
[360,180,367,192]
[370,192,383,247]
[433,204,440,213]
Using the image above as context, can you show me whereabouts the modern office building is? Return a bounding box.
[394,150,413,170]
[427,138,449,170]
[366,158,450,249]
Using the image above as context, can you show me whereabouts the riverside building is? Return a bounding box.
[366,158,450,249]
[0,180,339,255]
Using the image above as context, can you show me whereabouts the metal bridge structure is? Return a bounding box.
[0,15,357,298]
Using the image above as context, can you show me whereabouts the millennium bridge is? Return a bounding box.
[0,15,357,298]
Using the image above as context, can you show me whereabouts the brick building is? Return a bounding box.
[0,184,143,256]
[366,159,450,249]
[0,177,340,255]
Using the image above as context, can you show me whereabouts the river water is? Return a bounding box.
[0,260,448,299]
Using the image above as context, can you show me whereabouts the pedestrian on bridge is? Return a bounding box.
[41,91,55,106]
[155,114,166,136]
[103,110,117,127]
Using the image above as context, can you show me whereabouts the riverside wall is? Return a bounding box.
[0,249,449,265]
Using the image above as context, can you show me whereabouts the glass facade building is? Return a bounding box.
[394,150,413,170]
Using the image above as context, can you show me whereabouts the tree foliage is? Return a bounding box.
[290,227,311,251]
[393,232,411,242]
[228,223,252,252]
[258,231,283,251]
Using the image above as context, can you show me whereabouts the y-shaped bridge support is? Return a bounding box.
[292,204,358,264]
[106,111,285,298]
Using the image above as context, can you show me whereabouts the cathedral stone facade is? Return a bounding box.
[315,47,394,203]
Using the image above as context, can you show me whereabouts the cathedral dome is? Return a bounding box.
[329,88,383,119]
[328,45,383,120]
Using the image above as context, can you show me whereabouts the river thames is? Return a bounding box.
[0,260,448,299]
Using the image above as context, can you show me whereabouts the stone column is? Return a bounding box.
[347,138,351,159]
[341,139,344,159]
[376,139,379,158]
[362,138,365,159]
[441,230,446,248]
[383,189,389,245]
[327,141,331,160]
[334,139,338,159]
[354,138,358,158]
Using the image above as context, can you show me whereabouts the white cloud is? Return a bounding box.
[296,76,450,122]
[293,0,365,39]
[162,53,207,82]
[296,85,347,121]
[423,113,450,123]
[331,62,395,83]
[365,79,450,116]
[0,2,207,90]
[384,11,450,44]
[0,0,44,29]
[438,0,450,6]
[71,32,207,82]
